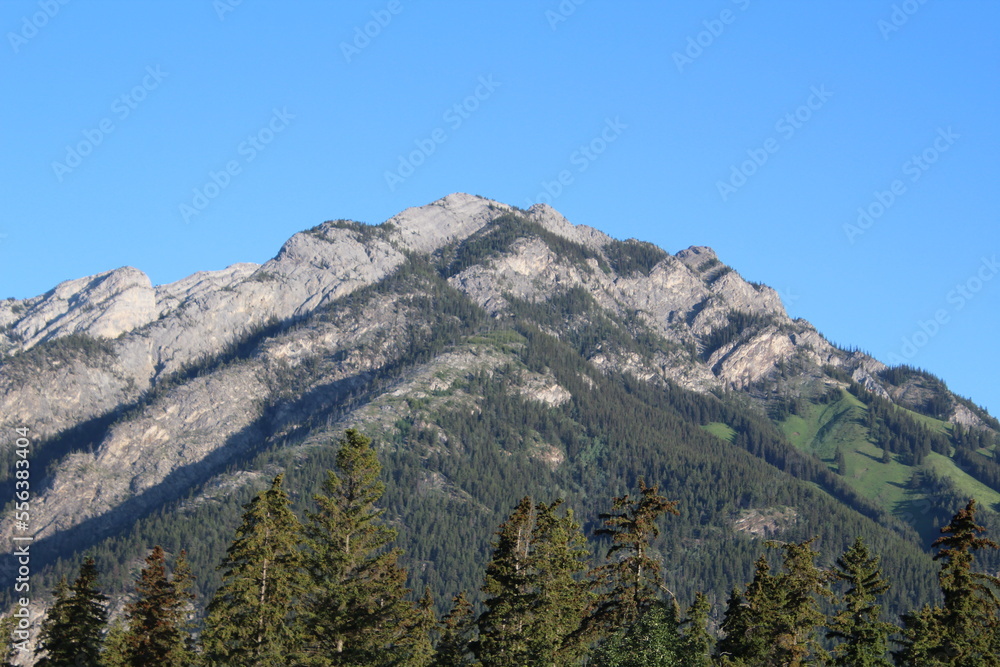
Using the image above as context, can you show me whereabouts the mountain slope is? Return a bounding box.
[2,194,998,627]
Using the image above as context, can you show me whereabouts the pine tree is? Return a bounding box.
[827,537,894,667]
[202,473,307,666]
[716,559,781,664]
[434,592,477,667]
[302,428,429,666]
[589,601,686,666]
[121,546,196,667]
[525,500,591,665]
[35,558,108,667]
[898,499,1000,665]
[590,480,680,633]
[771,538,832,665]
[100,619,129,667]
[679,592,714,667]
[34,578,72,667]
[0,615,16,667]
[717,539,832,666]
[476,497,534,666]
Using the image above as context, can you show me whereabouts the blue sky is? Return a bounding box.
[2,1,998,416]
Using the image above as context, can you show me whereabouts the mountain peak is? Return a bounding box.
[386,193,511,254]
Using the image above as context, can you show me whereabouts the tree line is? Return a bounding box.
[8,429,1000,666]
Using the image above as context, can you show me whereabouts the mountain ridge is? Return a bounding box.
[2,193,997,641]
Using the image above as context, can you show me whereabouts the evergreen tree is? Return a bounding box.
[717,539,832,666]
[476,498,591,666]
[525,500,591,665]
[590,480,680,633]
[36,558,108,667]
[202,473,307,666]
[0,615,16,667]
[100,619,129,667]
[397,588,437,667]
[716,559,781,665]
[121,546,196,667]
[476,497,534,666]
[835,447,847,475]
[589,601,686,667]
[34,578,71,667]
[827,537,894,667]
[302,428,429,666]
[679,592,714,667]
[434,592,477,667]
[772,538,832,665]
[898,499,1000,665]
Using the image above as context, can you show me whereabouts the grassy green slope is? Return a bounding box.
[779,390,1000,543]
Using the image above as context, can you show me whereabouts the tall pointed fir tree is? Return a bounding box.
[121,546,195,667]
[717,539,832,666]
[897,498,1000,666]
[476,498,591,666]
[301,428,430,667]
[590,480,680,635]
[0,614,16,667]
[476,497,535,666]
[826,537,895,667]
[679,592,715,667]
[35,557,108,667]
[716,557,782,665]
[526,500,592,665]
[434,592,477,667]
[202,473,307,666]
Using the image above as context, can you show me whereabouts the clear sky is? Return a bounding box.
[2,1,998,416]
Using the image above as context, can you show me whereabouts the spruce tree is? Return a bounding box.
[100,619,129,667]
[898,499,1000,665]
[476,498,591,666]
[35,558,108,667]
[434,592,477,667]
[202,473,307,666]
[771,538,832,665]
[716,559,781,664]
[34,578,72,667]
[526,500,591,665]
[302,428,429,666]
[679,592,714,667]
[121,546,195,667]
[589,601,686,667]
[476,497,534,666]
[827,537,894,667]
[717,539,832,666]
[590,480,680,633]
[0,615,16,667]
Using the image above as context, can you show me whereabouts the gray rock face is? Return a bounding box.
[1,192,989,578]
[5,267,157,349]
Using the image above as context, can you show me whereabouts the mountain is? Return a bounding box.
[2,193,999,629]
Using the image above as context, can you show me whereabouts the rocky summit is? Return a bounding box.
[2,193,998,640]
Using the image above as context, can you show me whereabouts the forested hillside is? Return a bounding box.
[2,195,998,664]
